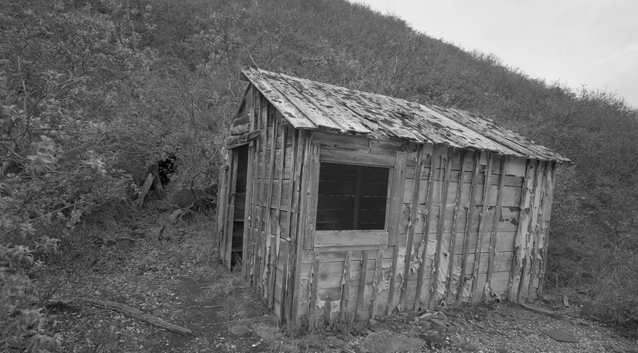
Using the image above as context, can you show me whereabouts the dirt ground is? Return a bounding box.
[39,210,638,353]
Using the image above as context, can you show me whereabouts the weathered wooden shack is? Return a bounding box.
[217,68,569,329]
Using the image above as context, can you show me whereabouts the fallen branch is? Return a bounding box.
[519,302,563,319]
[136,173,154,207]
[78,297,192,336]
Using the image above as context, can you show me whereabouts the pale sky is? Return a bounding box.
[351,0,638,109]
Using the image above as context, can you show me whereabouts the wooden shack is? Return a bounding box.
[217,68,569,329]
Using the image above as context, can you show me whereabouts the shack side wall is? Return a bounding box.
[293,132,556,327]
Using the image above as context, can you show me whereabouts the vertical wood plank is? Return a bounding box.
[385,153,406,315]
[517,159,540,302]
[356,251,369,321]
[242,143,255,277]
[308,253,319,330]
[445,150,468,302]
[508,159,534,301]
[486,155,506,299]
[429,148,453,309]
[389,153,407,246]
[291,132,311,328]
[219,161,230,263]
[285,130,303,332]
[262,113,278,300]
[415,148,439,309]
[254,92,268,292]
[386,245,400,315]
[341,251,352,322]
[536,162,556,297]
[225,151,239,270]
[303,144,320,249]
[457,152,481,303]
[248,137,260,285]
[246,90,260,285]
[400,145,424,310]
[470,152,493,302]
[217,163,229,259]
[324,298,332,325]
[269,123,287,308]
[370,249,384,318]
[527,161,546,302]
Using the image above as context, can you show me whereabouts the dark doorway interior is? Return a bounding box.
[231,144,249,267]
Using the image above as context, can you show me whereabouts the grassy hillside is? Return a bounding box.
[2,0,637,346]
[136,0,638,324]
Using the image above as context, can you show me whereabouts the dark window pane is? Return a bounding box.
[316,162,389,230]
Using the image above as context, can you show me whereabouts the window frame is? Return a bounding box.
[312,147,395,250]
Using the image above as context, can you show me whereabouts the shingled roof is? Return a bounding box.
[241,68,569,162]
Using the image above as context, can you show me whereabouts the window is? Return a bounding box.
[316,163,390,231]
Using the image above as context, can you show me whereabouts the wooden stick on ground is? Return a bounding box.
[136,173,155,208]
[78,297,192,336]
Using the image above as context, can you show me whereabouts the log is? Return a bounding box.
[136,173,155,207]
[78,297,192,336]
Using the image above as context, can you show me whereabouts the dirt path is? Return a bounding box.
[141,276,271,353]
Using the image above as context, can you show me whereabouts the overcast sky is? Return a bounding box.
[351,0,638,109]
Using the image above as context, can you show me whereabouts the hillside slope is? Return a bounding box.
[2,0,637,340]
[137,0,638,324]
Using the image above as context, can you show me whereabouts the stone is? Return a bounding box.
[252,322,279,341]
[496,347,508,353]
[429,319,447,335]
[420,321,432,331]
[229,325,249,336]
[449,336,461,345]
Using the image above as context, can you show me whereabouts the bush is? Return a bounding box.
[1,243,62,352]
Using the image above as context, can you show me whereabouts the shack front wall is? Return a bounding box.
[294,132,556,328]
[219,85,312,328]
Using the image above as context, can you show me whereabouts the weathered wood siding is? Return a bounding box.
[292,133,556,328]
[219,83,557,329]
[218,86,309,328]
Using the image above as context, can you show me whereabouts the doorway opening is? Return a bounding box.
[230,144,249,267]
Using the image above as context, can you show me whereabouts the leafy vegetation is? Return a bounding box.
[1,0,638,349]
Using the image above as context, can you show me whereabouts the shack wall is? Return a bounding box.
[293,132,556,328]
[219,86,310,328]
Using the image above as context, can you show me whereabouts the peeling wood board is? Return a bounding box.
[242,69,317,130]
[320,147,396,167]
[415,148,440,310]
[508,160,534,301]
[471,152,494,303]
[400,145,425,310]
[429,148,454,309]
[456,152,482,304]
[314,230,389,248]
[278,73,372,133]
[262,71,341,131]
[292,133,313,325]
